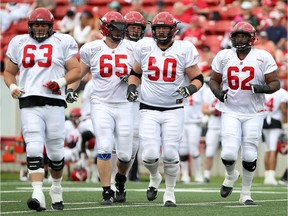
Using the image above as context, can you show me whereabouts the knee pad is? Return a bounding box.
[48,157,64,171]
[163,161,180,177]
[180,155,189,162]
[221,158,235,166]
[27,157,44,170]
[143,159,158,165]
[242,160,257,172]
[97,153,111,160]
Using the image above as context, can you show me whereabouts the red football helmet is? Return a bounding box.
[230,21,257,51]
[70,107,81,125]
[71,168,88,181]
[151,12,179,45]
[277,133,288,155]
[124,11,146,41]
[28,8,54,42]
[100,11,126,42]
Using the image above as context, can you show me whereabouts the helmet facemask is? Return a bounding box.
[28,22,53,42]
[126,24,145,42]
[152,25,176,45]
[107,22,126,42]
[231,32,254,52]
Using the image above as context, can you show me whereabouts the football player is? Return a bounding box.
[71,11,135,205]
[3,8,81,211]
[110,11,147,190]
[127,12,204,207]
[209,21,280,205]
[202,87,222,183]
[179,85,207,184]
[262,87,288,185]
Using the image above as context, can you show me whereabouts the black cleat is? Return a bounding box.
[220,185,233,198]
[243,200,256,205]
[27,198,46,212]
[164,201,177,207]
[147,187,158,201]
[114,173,127,203]
[114,182,126,203]
[51,201,64,210]
[101,189,114,205]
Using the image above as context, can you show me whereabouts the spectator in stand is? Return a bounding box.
[69,0,87,7]
[86,7,103,42]
[256,0,274,31]
[57,8,81,34]
[72,10,94,47]
[130,0,149,21]
[265,10,287,51]
[0,2,32,33]
[254,31,277,60]
[147,0,166,22]
[198,44,216,78]
[233,1,258,29]
[107,1,122,13]
[180,15,206,49]
[30,0,56,15]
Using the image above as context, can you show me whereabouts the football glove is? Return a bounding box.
[127,84,138,102]
[43,78,66,95]
[66,88,78,103]
[119,74,129,84]
[249,83,270,94]
[177,84,197,98]
[213,89,228,102]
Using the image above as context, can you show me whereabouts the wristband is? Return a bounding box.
[55,77,67,88]
[9,83,18,92]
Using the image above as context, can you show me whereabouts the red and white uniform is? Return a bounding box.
[211,47,278,162]
[134,37,200,162]
[135,38,198,108]
[7,33,78,100]
[202,87,221,157]
[6,33,78,160]
[80,38,135,160]
[263,88,288,151]
[64,120,81,162]
[179,85,207,158]
[212,48,278,115]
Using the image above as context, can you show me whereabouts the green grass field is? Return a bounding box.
[1,172,287,216]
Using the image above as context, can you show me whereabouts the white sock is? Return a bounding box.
[51,177,62,187]
[32,181,43,192]
[241,168,254,198]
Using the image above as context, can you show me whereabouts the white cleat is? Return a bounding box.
[239,196,256,205]
[264,178,278,185]
[27,190,46,211]
[49,186,64,210]
[163,191,176,207]
[180,175,191,184]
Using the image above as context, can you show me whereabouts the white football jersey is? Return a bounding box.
[6,33,79,100]
[80,38,135,103]
[134,38,199,108]
[264,88,288,121]
[64,120,81,151]
[184,84,207,123]
[211,48,278,115]
[81,79,93,119]
[202,87,221,129]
